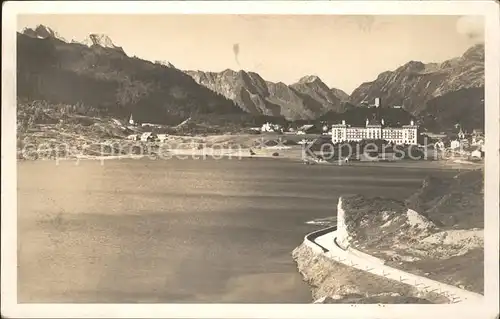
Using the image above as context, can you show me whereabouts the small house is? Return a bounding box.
[450,140,460,149]
[261,122,282,133]
[127,134,140,141]
[458,128,466,140]
[434,140,445,150]
[140,132,156,142]
[460,139,470,148]
[472,137,484,146]
[471,149,483,159]
[471,129,484,146]
[157,134,168,143]
[261,122,273,132]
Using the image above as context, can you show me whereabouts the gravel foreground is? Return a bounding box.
[291,243,448,304]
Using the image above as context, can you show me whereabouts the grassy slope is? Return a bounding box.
[420,87,485,133]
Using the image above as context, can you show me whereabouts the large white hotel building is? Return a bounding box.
[331,98,419,145]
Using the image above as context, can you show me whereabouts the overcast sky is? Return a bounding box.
[18,14,484,94]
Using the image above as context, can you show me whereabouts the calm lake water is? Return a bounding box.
[17,157,456,303]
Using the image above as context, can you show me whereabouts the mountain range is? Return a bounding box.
[350,44,485,132]
[17,25,485,131]
[186,70,349,121]
[350,44,484,114]
[18,25,245,126]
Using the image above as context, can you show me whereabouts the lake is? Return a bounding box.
[17,157,456,303]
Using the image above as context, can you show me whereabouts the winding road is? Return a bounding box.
[303,226,484,304]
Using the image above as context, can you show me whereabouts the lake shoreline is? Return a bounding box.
[17,152,482,171]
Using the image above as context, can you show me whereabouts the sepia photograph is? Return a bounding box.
[2,1,499,318]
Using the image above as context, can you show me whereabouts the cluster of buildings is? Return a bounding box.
[450,128,484,149]
[124,100,484,161]
[128,114,165,128]
[430,127,484,159]
[259,122,283,133]
[252,123,329,135]
[127,132,168,142]
[448,128,484,159]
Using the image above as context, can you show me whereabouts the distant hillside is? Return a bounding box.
[405,169,484,229]
[349,44,484,119]
[419,87,484,133]
[341,170,483,240]
[319,104,415,126]
[330,88,350,102]
[185,70,347,121]
[17,25,245,126]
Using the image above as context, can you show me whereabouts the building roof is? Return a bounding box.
[366,118,382,126]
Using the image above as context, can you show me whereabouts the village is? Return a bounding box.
[123,98,485,163]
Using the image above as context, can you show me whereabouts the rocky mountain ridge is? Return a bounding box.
[185,69,349,121]
[349,44,484,116]
[22,24,127,54]
[18,24,485,131]
[185,44,484,128]
[80,34,125,54]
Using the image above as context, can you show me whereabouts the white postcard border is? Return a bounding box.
[2,1,499,318]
